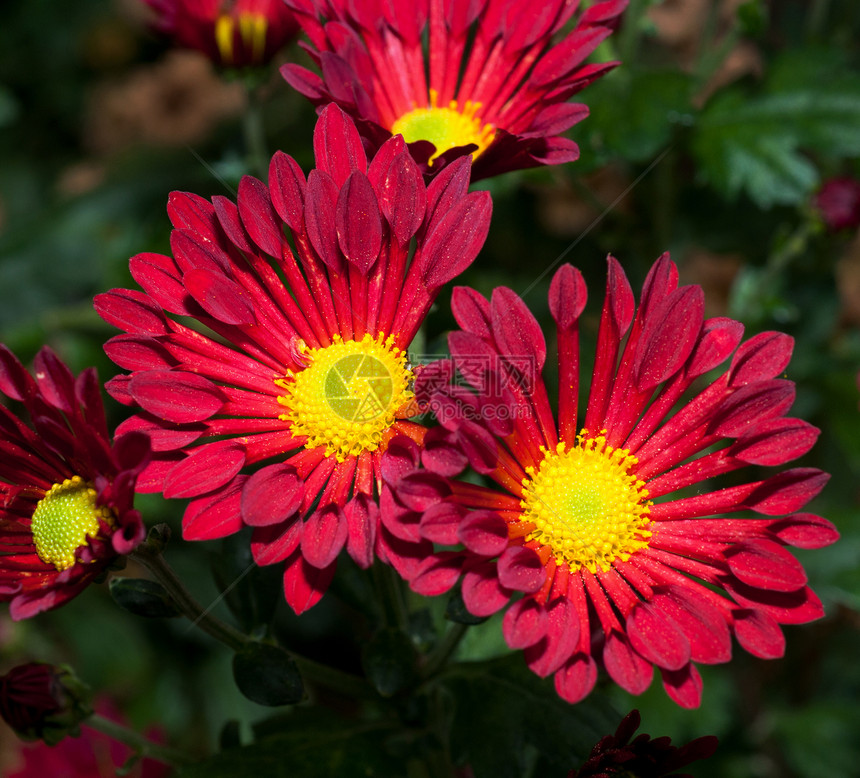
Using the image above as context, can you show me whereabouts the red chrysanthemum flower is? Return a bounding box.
[96,104,492,614]
[281,0,626,179]
[568,709,717,778]
[144,0,299,68]
[380,254,837,708]
[0,347,150,620]
[813,176,860,233]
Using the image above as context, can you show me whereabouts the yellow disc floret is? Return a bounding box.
[216,12,267,65]
[277,333,414,463]
[31,476,113,572]
[520,432,652,574]
[391,89,496,163]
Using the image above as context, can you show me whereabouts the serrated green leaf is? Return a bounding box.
[693,49,860,207]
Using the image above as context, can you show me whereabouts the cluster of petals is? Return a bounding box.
[96,105,492,614]
[568,709,718,778]
[282,0,627,179]
[380,254,837,708]
[0,346,150,620]
[144,0,299,68]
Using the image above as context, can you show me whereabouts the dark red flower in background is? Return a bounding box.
[0,347,150,620]
[381,255,836,708]
[568,709,718,778]
[96,104,491,614]
[813,176,860,233]
[144,0,299,68]
[282,0,626,179]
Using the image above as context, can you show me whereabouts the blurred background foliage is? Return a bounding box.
[1,0,860,776]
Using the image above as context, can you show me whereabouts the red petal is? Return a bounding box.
[458,510,508,557]
[129,370,226,423]
[301,504,349,569]
[462,562,511,617]
[283,549,335,615]
[548,264,587,330]
[746,468,829,515]
[709,380,796,437]
[451,286,492,339]
[212,195,254,254]
[336,171,382,273]
[313,103,366,188]
[491,286,546,373]
[627,599,691,671]
[731,418,819,466]
[305,169,343,271]
[95,289,169,336]
[723,580,824,625]
[250,519,302,566]
[237,176,283,259]
[502,598,548,649]
[368,138,426,245]
[269,151,306,233]
[0,345,35,401]
[183,268,257,326]
[661,663,703,709]
[164,441,246,499]
[729,331,793,386]
[344,493,378,569]
[182,477,245,540]
[497,546,546,593]
[128,252,191,316]
[419,191,492,288]
[770,513,839,549]
[732,608,785,659]
[396,472,451,511]
[410,553,463,596]
[649,586,731,665]
[524,598,580,676]
[602,630,654,694]
[418,501,464,545]
[554,654,598,704]
[685,317,745,378]
[241,463,304,527]
[725,539,808,592]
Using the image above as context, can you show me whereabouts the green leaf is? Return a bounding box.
[232,643,304,707]
[109,578,182,619]
[361,627,418,697]
[585,69,694,163]
[693,49,860,207]
[442,655,619,778]
[178,709,402,778]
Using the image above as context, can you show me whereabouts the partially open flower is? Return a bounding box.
[0,346,150,620]
[143,0,299,68]
[0,663,92,745]
[282,0,626,179]
[813,176,860,233]
[382,255,836,708]
[96,105,492,614]
[569,709,718,777]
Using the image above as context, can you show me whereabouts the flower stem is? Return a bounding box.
[242,81,268,180]
[86,713,193,766]
[130,539,249,653]
[421,622,469,680]
[291,655,375,699]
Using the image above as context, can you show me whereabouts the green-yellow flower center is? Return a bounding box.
[276,333,414,463]
[390,89,496,163]
[31,476,112,572]
[520,433,652,574]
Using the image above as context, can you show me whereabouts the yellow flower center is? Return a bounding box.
[31,476,113,572]
[215,12,267,65]
[390,89,496,163]
[277,333,414,463]
[520,433,652,574]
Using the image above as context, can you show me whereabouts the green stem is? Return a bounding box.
[373,563,409,631]
[292,655,375,699]
[421,623,469,680]
[87,713,193,766]
[242,82,268,180]
[130,541,249,652]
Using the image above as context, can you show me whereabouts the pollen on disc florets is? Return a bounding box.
[276,333,414,463]
[390,89,496,163]
[31,476,113,572]
[519,431,652,574]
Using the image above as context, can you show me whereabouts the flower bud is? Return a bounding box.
[0,663,92,745]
